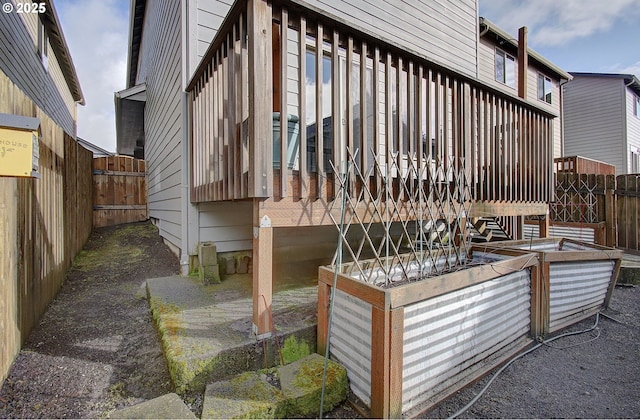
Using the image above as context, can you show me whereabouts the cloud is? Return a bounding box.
[617,61,640,79]
[56,0,129,152]
[480,0,640,47]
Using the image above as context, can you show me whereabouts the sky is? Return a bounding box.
[53,0,640,153]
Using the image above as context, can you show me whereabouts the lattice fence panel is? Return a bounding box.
[328,149,472,287]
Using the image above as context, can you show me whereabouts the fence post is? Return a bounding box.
[538,211,549,238]
[605,174,616,247]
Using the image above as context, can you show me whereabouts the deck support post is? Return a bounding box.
[252,201,273,338]
[538,211,549,238]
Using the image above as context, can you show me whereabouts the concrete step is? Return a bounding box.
[201,354,348,419]
[109,393,196,419]
[146,275,318,395]
[619,253,640,285]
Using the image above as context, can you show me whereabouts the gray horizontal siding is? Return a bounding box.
[199,201,253,252]
[0,6,76,136]
[478,36,563,157]
[626,87,640,173]
[138,0,184,252]
[563,76,626,172]
[298,0,477,78]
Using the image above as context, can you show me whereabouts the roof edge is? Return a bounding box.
[569,72,640,95]
[42,0,85,105]
[479,17,572,81]
[127,0,146,88]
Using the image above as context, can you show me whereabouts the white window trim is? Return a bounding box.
[37,18,48,71]
[495,48,515,89]
[537,73,552,104]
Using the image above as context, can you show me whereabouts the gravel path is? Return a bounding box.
[0,222,180,419]
[0,222,638,419]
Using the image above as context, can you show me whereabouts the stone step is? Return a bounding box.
[109,393,196,419]
[145,275,318,395]
[201,354,348,419]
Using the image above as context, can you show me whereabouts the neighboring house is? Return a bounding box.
[77,137,114,157]
[478,17,572,160]
[116,0,565,335]
[563,72,640,174]
[0,0,88,385]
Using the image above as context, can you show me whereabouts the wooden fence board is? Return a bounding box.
[0,71,93,385]
[92,156,148,228]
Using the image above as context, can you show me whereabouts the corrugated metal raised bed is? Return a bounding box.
[317,247,539,418]
[480,238,622,335]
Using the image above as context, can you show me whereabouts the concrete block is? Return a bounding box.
[198,242,218,266]
[236,255,250,274]
[109,393,196,419]
[618,265,640,285]
[200,263,221,285]
[223,256,236,275]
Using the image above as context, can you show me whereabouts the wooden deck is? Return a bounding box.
[186,0,556,334]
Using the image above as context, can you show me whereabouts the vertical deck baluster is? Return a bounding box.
[331,29,340,200]
[279,8,288,198]
[315,23,324,199]
[360,40,368,180]
[372,47,381,196]
[234,23,242,199]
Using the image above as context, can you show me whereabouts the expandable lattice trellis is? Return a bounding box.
[551,175,599,223]
[328,148,473,287]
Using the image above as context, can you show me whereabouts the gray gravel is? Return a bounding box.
[423,285,640,419]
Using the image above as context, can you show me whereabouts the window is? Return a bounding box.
[631,150,640,173]
[495,48,515,88]
[538,73,552,104]
[37,18,48,70]
[635,95,640,119]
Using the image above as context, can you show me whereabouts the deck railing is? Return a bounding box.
[188,0,554,214]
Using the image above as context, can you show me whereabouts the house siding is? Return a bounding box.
[136,0,184,250]
[0,4,76,136]
[626,87,640,173]
[526,65,561,158]
[298,0,477,78]
[477,36,518,95]
[478,36,563,158]
[186,0,477,82]
[563,76,626,173]
[199,201,253,252]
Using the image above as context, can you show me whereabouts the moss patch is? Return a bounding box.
[278,354,349,417]
[280,335,311,365]
[201,372,288,419]
[71,223,156,272]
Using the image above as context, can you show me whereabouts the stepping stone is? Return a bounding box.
[201,371,287,419]
[278,353,349,417]
[201,354,349,419]
[109,393,196,419]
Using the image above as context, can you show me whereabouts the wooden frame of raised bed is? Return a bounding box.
[477,238,622,336]
[317,248,540,418]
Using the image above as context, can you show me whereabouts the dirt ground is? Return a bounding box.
[0,221,638,418]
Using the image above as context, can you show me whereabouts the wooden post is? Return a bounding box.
[529,263,544,338]
[370,306,390,419]
[371,306,404,419]
[248,0,273,198]
[538,212,549,239]
[317,281,331,355]
[605,174,616,247]
[252,200,273,337]
[517,27,528,100]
